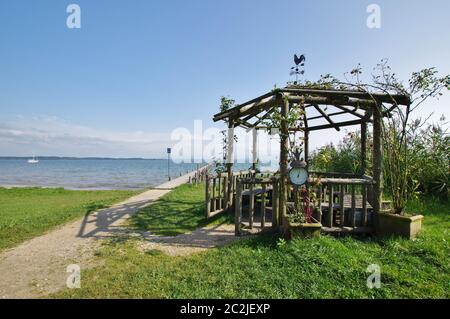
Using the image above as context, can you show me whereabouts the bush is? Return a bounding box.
[408,118,449,199]
[309,118,449,200]
[310,130,370,175]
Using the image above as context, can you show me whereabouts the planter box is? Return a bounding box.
[376,211,424,239]
[282,216,322,239]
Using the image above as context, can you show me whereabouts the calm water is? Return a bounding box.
[0,158,205,190]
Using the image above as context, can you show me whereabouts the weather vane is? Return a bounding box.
[290,54,306,84]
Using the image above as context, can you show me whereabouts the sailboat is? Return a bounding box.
[27,155,39,164]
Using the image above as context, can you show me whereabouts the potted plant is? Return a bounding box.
[368,63,448,239]
[312,61,448,239]
[283,187,322,239]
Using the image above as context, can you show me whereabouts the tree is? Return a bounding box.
[301,60,449,213]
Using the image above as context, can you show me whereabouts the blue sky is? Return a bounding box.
[0,0,449,158]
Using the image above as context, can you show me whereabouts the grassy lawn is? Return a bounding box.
[129,183,231,236]
[0,187,138,250]
[56,185,449,299]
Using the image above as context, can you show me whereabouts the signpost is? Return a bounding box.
[167,147,171,181]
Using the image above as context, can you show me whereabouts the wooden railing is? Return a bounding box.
[205,170,256,217]
[189,164,210,184]
[307,176,375,229]
[234,176,279,236]
[205,169,376,235]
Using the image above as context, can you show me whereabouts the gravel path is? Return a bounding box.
[0,171,205,299]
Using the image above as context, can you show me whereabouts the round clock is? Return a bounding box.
[289,166,308,186]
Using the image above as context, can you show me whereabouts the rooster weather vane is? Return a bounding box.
[290,54,306,84]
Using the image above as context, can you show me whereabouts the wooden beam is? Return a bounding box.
[272,180,279,229]
[213,91,278,122]
[310,177,374,185]
[281,88,411,106]
[205,175,211,217]
[251,108,276,127]
[308,119,367,131]
[313,104,340,131]
[303,104,309,163]
[252,129,258,169]
[362,184,368,226]
[213,93,279,122]
[235,181,243,236]
[260,184,266,229]
[249,182,254,229]
[332,104,366,119]
[213,88,410,124]
[351,185,356,227]
[372,103,383,218]
[307,110,347,121]
[279,98,289,234]
[328,185,333,227]
[288,95,376,109]
[361,121,367,175]
[226,121,234,211]
[339,184,345,226]
[234,119,253,129]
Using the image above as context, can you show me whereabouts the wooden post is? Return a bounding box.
[361,122,367,175]
[235,181,243,236]
[205,175,211,217]
[223,176,228,210]
[252,128,258,170]
[212,178,216,212]
[351,185,356,227]
[226,121,234,211]
[249,182,255,229]
[372,104,383,217]
[328,184,333,227]
[293,185,299,211]
[260,184,266,229]
[302,104,309,164]
[272,180,279,229]
[318,184,323,223]
[362,184,367,226]
[232,175,236,204]
[304,129,309,164]
[217,176,222,210]
[279,97,289,233]
[339,184,345,227]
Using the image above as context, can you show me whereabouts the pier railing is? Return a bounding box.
[189,164,210,185]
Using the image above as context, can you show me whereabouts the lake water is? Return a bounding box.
[0,158,252,190]
[0,158,197,190]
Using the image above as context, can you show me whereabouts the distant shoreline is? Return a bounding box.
[0,184,148,191]
[0,156,168,160]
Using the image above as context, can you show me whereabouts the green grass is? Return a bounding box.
[0,187,138,250]
[56,187,449,299]
[129,183,231,236]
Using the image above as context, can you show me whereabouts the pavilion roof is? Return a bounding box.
[213,86,411,131]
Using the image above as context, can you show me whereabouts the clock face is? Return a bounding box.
[289,167,308,186]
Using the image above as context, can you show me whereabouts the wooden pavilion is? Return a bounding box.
[206,86,411,236]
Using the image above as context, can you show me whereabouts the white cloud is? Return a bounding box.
[0,116,171,158]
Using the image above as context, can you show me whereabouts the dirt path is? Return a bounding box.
[139,223,247,256]
[0,171,204,299]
